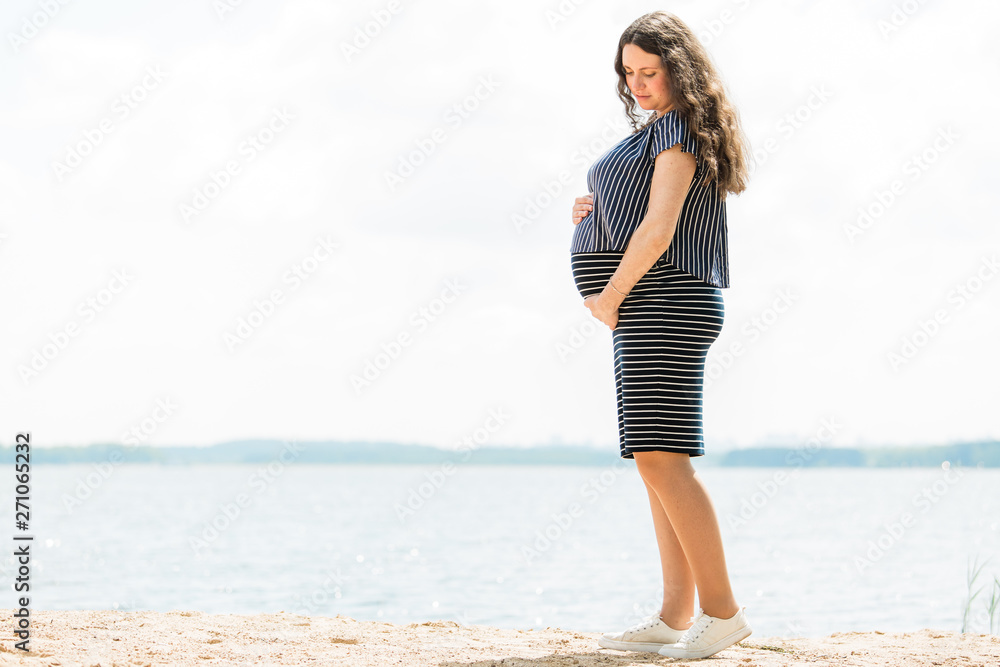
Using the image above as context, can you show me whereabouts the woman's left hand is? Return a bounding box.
[584,293,619,330]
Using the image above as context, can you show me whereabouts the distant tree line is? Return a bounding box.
[0,439,996,467]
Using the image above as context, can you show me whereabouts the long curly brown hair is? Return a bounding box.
[614,11,751,199]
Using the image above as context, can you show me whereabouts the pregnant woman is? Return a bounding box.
[569,11,752,661]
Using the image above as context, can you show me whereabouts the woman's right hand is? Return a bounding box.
[571,194,594,225]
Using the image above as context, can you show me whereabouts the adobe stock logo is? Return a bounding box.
[179,108,295,224]
[876,0,931,39]
[886,255,999,371]
[350,278,466,395]
[8,0,71,53]
[52,65,167,182]
[17,269,134,384]
[340,0,403,63]
[852,463,965,575]
[384,75,500,192]
[844,126,958,243]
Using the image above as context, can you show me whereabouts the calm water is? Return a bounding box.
[4,462,998,638]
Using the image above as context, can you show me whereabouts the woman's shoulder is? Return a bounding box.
[654,108,694,137]
[647,108,698,162]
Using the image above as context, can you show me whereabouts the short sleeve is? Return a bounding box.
[648,111,698,163]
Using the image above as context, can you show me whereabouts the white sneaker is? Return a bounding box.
[657,606,752,659]
[597,612,686,653]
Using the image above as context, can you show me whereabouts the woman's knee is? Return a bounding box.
[635,450,694,481]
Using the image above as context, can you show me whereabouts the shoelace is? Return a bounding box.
[678,609,714,645]
[624,613,662,637]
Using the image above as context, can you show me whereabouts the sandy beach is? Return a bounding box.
[1,609,998,666]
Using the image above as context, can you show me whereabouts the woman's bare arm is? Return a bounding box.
[601,143,696,306]
[582,143,696,330]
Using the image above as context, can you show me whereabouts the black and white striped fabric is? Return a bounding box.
[570,251,724,458]
[569,109,730,289]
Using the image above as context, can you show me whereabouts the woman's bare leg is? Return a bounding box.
[634,450,740,620]
[641,477,696,629]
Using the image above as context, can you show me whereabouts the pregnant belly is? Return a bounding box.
[570,251,623,299]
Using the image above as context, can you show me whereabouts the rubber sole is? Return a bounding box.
[657,624,752,659]
[598,635,676,653]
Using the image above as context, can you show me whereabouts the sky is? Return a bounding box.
[1,0,998,453]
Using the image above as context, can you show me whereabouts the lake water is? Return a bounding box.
[5,462,999,639]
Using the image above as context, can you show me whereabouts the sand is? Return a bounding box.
[1,609,998,666]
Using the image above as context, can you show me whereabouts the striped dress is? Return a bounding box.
[569,109,728,459]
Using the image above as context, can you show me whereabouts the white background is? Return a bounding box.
[2,0,997,451]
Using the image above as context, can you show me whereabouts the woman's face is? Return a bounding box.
[622,43,672,116]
